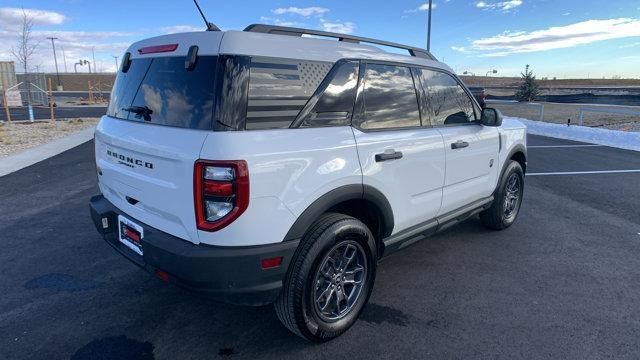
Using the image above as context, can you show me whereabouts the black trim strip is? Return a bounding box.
[245,116,297,123]
[382,195,494,256]
[249,95,309,101]
[247,105,304,112]
[250,62,298,70]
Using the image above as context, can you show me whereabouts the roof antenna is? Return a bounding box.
[193,0,220,31]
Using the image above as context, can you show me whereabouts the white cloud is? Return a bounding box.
[404,2,437,14]
[259,16,306,28]
[0,7,65,29]
[0,28,136,73]
[161,25,203,34]
[468,18,640,56]
[476,0,523,11]
[319,19,356,34]
[272,7,329,17]
[418,2,437,11]
[620,41,640,48]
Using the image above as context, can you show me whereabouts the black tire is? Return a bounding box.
[275,213,377,342]
[480,160,525,230]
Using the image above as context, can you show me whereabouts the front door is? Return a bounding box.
[351,63,446,235]
[412,67,499,215]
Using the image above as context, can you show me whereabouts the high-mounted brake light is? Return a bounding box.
[194,160,249,232]
[138,43,179,55]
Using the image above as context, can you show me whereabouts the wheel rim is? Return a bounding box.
[312,240,367,322]
[503,173,521,220]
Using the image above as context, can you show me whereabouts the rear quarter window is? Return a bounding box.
[246,57,332,130]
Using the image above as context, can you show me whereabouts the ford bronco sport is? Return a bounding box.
[90,24,527,341]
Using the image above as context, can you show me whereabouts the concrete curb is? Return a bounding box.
[0,126,96,177]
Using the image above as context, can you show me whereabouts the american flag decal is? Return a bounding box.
[246,56,333,130]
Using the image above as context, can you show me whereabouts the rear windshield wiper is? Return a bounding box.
[122,106,153,121]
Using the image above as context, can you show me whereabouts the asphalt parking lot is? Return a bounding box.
[1,134,639,359]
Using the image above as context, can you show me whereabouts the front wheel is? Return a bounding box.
[275,213,377,341]
[480,160,524,230]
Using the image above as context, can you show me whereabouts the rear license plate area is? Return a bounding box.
[118,215,144,256]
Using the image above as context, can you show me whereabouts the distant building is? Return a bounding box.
[0,61,22,106]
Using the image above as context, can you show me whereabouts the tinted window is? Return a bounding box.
[107,56,218,130]
[300,61,359,127]
[107,58,151,120]
[246,57,332,130]
[360,64,420,130]
[417,69,478,127]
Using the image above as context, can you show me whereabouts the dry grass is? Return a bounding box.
[0,118,99,157]
[461,76,640,88]
[0,122,7,144]
[491,102,640,131]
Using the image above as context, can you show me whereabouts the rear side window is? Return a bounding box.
[359,64,421,130]
[246,57,332,130]
[107,56,218,130]
[416,69,478,126]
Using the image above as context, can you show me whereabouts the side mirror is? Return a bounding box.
[481,107,503,127]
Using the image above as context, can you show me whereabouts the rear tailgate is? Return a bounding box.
[95,117,207,243]
[95,32,225,244]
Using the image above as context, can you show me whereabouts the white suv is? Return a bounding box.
[90,24,527,341]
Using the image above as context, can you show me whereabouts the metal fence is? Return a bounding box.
[16,73,47,106]
[486,100,545,121]
[578,107,640,126]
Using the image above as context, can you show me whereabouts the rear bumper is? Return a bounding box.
[89,194,298,306]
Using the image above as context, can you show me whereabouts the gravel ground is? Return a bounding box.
[491,102,640,130]
[0,118,99,157]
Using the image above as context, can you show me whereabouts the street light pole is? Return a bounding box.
[47,37,61,89]
[61,45,68,72]
[92,47,97,73]
[426,0,433,52]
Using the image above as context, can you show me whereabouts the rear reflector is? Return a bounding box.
[203,181,234,196]
[261,257,283,269]
[138,43,178,55]
[155,269,171,282]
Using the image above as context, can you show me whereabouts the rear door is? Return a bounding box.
[352,62,445,234]
[414,68,499,215]
[96,41,221,244]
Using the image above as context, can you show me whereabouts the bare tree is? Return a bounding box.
[10,8,39,106]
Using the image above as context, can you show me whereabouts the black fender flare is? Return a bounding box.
[502,144,527,174]
[282,184,394,241]
[494,144,527,194]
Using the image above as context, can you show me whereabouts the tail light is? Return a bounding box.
[194,160,249,232]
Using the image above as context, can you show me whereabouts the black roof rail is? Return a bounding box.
[243,24,436,60]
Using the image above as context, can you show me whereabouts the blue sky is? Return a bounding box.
[0,0,639,78]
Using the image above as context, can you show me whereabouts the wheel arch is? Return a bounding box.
[283,184,394,251]
[504,144,527,174]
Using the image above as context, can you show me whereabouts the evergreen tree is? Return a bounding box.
[515,65,540,102]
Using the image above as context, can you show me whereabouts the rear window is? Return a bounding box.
[107,56,218,130]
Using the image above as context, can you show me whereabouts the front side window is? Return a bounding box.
[359,64,421,130]
[417,69,478,126]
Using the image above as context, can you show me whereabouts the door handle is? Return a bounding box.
[375,150,403,162]
[451,140,469,150]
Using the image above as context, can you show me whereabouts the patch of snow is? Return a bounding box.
[509,117,640,152]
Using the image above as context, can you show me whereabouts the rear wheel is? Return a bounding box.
[480,160,524,230]
[275,213,377,341]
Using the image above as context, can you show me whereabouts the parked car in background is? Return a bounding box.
[468,86,487,108]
